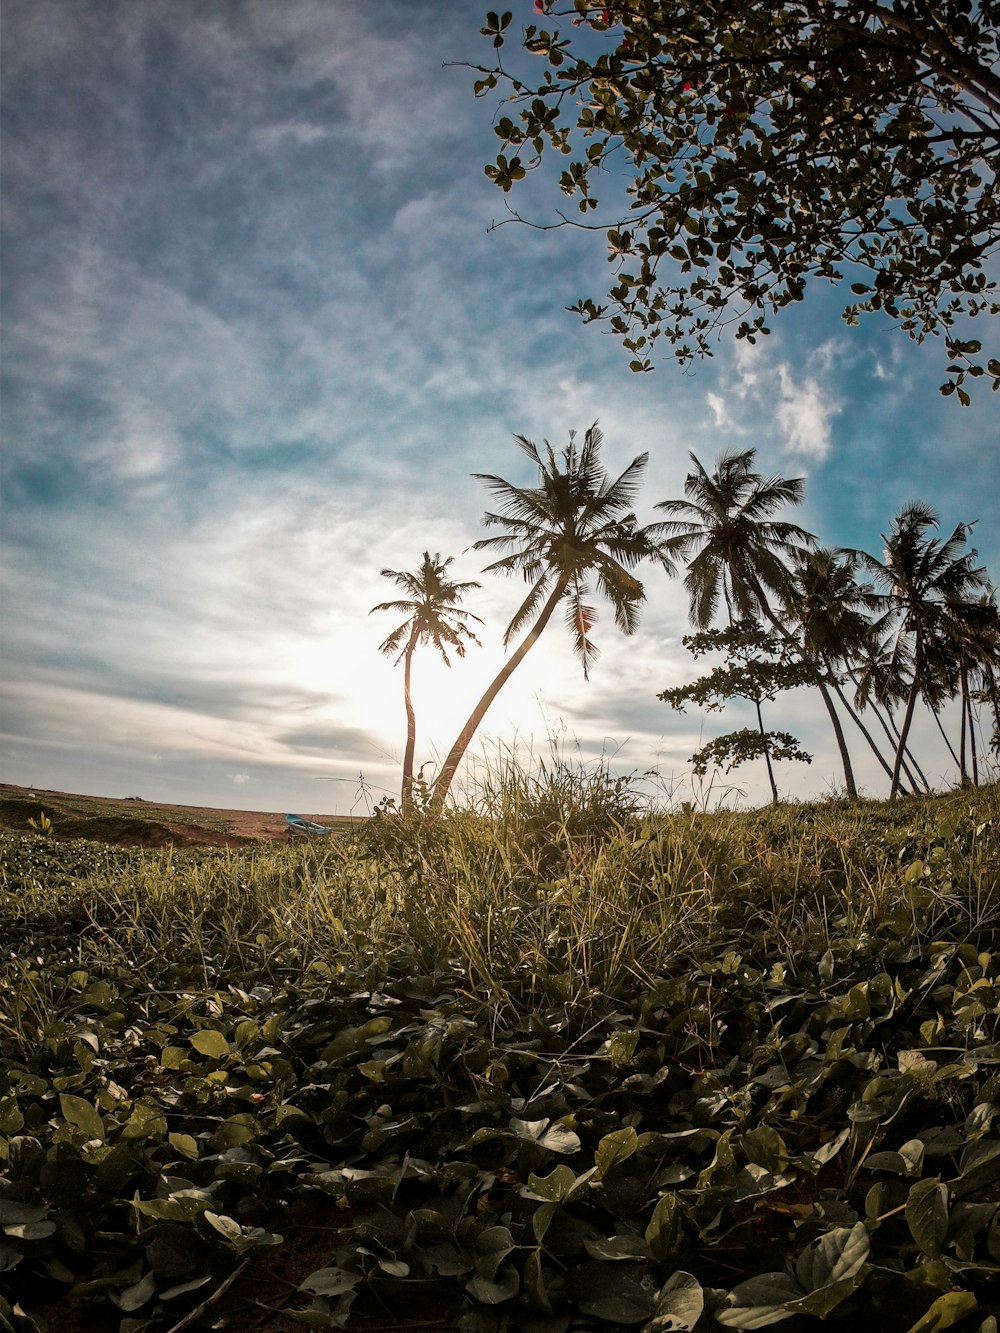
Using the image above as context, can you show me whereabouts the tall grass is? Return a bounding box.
[3,757,998,1019]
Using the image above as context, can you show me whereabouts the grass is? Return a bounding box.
[1,763,998,1331]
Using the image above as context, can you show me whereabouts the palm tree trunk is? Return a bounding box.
[745,573,858,799]
[827,669,926,793]
[959,664,969,783]
[891,637,924,800]
[931,704,961,771]
[816,678,858,799]
[858,677,928,789]
[400,636,418,814]
[880,699,931,793]
[431,575,570,810]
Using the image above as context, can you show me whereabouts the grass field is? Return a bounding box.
[1,770,998,1332]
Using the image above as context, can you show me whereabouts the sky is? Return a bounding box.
[2,0,998,816]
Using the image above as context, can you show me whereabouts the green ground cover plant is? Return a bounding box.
[1,772,998,1332]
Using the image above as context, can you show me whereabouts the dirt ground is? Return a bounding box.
[0,782,361,847]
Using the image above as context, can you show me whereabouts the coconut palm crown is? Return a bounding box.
[654,448,816,629]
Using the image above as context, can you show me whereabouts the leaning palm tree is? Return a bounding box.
[371,552,483,812]
[783,547,907,792]
[430,424,665,810]
[654,449,863,797]
[852,503,991,799]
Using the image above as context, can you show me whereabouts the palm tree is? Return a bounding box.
[371,552,482,812]
[654,448,815,630]
[654,449,862,798]
[783,548,905,792]
[430,424,665,809]
[852,503,991,799]
[921,591,1000,783]
[847,632,930,794]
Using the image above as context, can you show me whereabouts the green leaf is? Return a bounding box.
[648,1271,704,1331]
[583,1233,651,1261]
[58,1093,105,1141]
[524,1164,593,1202]
[168,1133,199,1160]
[795,1222,869,1291]
[906,1179,949,1258]
[511,1117,581,1154]
[204,1211,243,1242]
[116,1271,157,1312]
[608,1029,640,1067]
[596,1127,640,1177]
[717,1273,802,1328]
[190,1029,231,1060]
[466,1263,519,1304]
[905,1291,979,1332]
[645,1193,681,1264]
[298,1267,363,1296]
[0,1203,48,1227]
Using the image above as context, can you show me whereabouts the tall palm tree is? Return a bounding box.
[847,632,930,794]
[654,449,862,797]
[852,503,991,799]
[371,552,482,812]
[430,424,665,809]
[783,548,904,791]
[921,591,1000,783]
[654,448,815,630]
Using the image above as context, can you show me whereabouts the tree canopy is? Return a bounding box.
[476,2,1000,398]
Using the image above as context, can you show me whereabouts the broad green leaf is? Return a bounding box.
[466,1263,519,1304]
[3,1221,56,1240]
[906,1179,949,1258]
[168,1133,199,1160]
[0,1099,24,1135]
[905,1291,979,1332]
[608,1029,640,1068]
[645,1193,681,1264]
[511,1117,581,1155]
[204,1211,243,1242]
[473,1226,515,1280]
[189,1029,230,1060]
[523,1248,552,1314]
[59,1094,105,1141]
[0,1203,48,1226]
[531,1202,558,1245]
[717,1273,802,1328]
[953,1140,1000,1197]
[116,1271,156,1312]
[795,1222,869,1291]
[159,1276,213,1301]
[741,1127,788,1173]
[524,1164,593,1202]
[583,1233,650,1262]
[596,1126,639,1176]
[648,1271,704,1331]
[298,1267,363,1296]
[123,1100,168,1142]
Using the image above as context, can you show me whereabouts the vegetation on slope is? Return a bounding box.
[1,774,998,1331]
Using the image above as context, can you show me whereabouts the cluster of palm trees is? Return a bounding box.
[372,425,999,811]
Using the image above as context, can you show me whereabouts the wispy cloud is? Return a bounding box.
[2,0,996,812]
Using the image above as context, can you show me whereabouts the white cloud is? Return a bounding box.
[775,364,840,459]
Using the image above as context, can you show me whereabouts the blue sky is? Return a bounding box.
[2,0,998,814]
